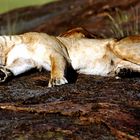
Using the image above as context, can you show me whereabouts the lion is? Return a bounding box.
[0,28,140,87]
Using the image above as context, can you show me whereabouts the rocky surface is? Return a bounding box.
[0,71,140,139]
[0,0,140,139]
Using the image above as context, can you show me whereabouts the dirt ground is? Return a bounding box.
[0,0,140,140]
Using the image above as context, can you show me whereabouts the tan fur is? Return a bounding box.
[0,32,140,87]
[111,36,140,64]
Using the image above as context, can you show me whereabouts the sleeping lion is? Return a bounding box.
[0,28,140,87]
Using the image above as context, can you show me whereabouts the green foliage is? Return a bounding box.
[0,0,56,35]
[0,0,55,14]
[107,8,139,39]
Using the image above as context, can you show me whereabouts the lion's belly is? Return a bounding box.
[77,63,112,76]
[68,43,114,76]
[71,56,113,76]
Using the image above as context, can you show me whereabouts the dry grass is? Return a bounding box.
[107,8,139,39]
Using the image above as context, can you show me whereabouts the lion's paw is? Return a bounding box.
[115,67,132,78]
[0,67,11,82]
[48,77,68,87]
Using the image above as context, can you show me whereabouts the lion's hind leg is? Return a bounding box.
[0,58,35,82]
[6,58,35,75]
[0,66,12,82]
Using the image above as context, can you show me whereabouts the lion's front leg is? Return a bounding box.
[48,53,68,87]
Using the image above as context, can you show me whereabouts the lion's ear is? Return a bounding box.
[59,27,102,39]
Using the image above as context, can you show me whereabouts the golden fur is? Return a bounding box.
[0,31,140,87]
